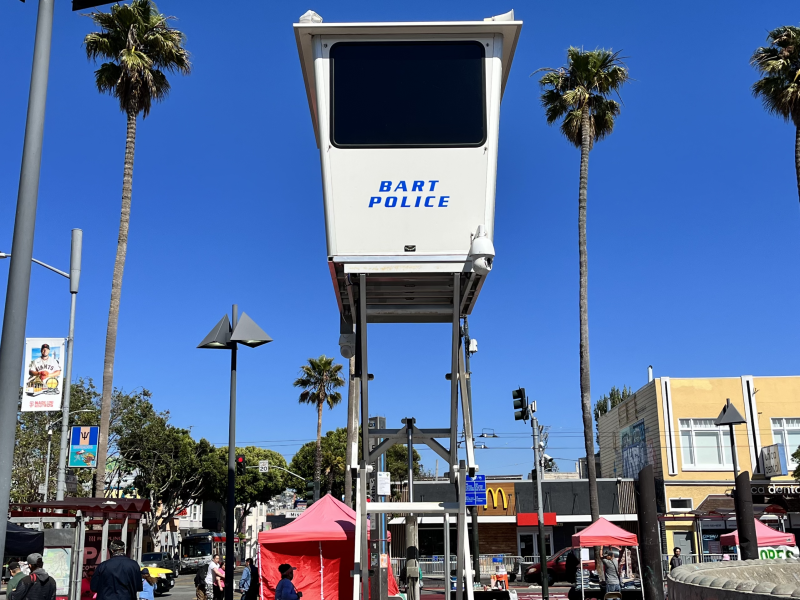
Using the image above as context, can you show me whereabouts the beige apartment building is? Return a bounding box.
[598,375,800,558]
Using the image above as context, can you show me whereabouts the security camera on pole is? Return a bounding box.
[513,388,548,600]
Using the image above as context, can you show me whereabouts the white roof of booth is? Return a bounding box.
[294,17,523,146]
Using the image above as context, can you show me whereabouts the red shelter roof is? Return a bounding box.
[258,494,355,544]
[571,517,638,547]
[720,519,796,547]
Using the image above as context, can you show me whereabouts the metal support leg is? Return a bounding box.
[449,274,460,482]
[359,274,370,467]
[360,463,369,600]
[456,461,465,600]
[444,513,451,592]
[457,342,475,472]
[352,469,364,600]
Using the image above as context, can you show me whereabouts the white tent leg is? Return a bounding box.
[462,516,474,600]
[580,558,584,600]
[353,474,363,600]
[635,546,643,600]
[320,541,325,600]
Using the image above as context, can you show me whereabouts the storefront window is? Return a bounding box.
[771,418,800,469]
[679,419,733,468]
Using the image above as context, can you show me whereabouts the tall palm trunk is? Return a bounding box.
[795,125,800,204]
[578,105,599,522]
[315,399,323,487]
[94,108,137,497]
[579,104,602,578]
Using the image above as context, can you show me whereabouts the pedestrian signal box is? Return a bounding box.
[295,11,522,324]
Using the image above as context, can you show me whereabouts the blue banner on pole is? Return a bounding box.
[68,426,99,468]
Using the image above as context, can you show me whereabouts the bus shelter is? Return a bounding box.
[9,498,150,600]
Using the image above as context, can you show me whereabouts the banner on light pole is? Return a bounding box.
[69,426,99,468]
[21,337,66,411]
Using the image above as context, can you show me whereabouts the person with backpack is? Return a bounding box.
[9,553,56,600]
[601,548,621,593]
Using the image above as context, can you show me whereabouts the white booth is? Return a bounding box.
[294,11,522,324]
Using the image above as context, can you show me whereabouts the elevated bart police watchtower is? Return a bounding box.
[295,10,521,600]
[295,10,521,324]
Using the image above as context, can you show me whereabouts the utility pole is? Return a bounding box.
[532,416,549,600]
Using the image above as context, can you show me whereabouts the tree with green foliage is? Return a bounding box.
[752,26,800,204]
[293,355,345,493]
[114,389,216,550]
[204,446,288,534]
[84,0,191,497]
[593,385,633,439]
[537,47,629,527]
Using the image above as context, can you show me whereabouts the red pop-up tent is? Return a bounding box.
[571,518,641,600]
[720,519,796,547]
[258,495,397,600]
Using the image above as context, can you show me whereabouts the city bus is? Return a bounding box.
[180,532,240,573]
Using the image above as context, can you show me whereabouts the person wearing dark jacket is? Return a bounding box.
[245,559,259,600]
[90,540,143,600]
[10,553,56,600]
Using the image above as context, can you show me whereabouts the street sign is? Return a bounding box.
[761,444,788,478]
[38,484,46,495]
[259,460,269,473]
[492,556,504,563]
[465,474,486,506]
[68,426,98,468]
[66,469,78,494]
[377,471,391,496]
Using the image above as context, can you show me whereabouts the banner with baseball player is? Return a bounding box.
[22,337,66,412]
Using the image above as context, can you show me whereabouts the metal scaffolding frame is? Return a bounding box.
[350,273,477,600]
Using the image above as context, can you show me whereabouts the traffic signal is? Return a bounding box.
[512,388,528,421]
[236,455,246,476]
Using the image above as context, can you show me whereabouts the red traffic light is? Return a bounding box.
[236,456,244,463]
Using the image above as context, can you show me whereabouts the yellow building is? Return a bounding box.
[597,375,800,559]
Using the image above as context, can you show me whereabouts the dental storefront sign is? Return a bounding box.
[760,444,788,478]
[759,546,798,560]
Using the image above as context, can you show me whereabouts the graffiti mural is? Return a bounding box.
[621,419,649,479]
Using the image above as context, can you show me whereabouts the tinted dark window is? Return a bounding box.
[330,41,486,147]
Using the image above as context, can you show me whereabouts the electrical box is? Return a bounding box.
[295,12,522,323]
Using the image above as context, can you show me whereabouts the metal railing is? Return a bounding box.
[391,555,539,579]
[661,553,737,574]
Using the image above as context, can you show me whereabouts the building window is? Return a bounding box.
[669,498,693,512]
[771,418,800,469]
[679,419,733,468]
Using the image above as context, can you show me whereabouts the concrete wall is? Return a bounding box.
[668,558,800,600]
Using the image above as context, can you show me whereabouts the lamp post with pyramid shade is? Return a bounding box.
[198,305,272,600]
[714,398,757,560]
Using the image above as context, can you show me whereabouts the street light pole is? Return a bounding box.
[0,0,56,561]
[44,427,53,501]
[226,305,238,600]
[57,229,82,501]
[532,416,548,600]
[198,307,272,600]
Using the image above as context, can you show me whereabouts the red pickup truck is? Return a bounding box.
[524,547,596,586]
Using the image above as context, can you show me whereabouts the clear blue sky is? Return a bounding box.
[2,1,800,475]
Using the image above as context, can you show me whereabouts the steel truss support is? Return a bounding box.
[352,273,477,600]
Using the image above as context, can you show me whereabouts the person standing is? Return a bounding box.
[245,559,259,600]
[9,554,56,600]
[600,549,620,593]
[139,569,155,600]
[275,565,299,600]
[203,555,222,600]
[6,562,25,595]
[670,547,682,571]
[90,540,142,600]
[239,559,251,600]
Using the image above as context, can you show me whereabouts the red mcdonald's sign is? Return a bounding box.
[516,513,557,526]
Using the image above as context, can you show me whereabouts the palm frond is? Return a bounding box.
[83,0,190,117]
[752,25,800,125]
[537,47,629,147]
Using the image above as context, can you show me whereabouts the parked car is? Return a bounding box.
[524,546,596,586]
[141,552,180,578]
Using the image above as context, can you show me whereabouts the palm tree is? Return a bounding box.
[84,0,190,496]
[294,355,345,496]
[537,48,629,524]
[752,26,800,204]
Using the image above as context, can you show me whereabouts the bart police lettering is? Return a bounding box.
[369,180,450,208]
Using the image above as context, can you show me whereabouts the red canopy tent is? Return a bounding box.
[571,518,641,600]
[719,519,796,547]
[571,517,638,547]
[258,495,397,600]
